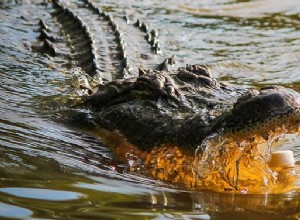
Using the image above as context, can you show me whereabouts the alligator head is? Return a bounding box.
[85,65,300,193]
[192,85,300,193]
[143,84,300,194]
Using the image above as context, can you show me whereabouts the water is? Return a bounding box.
[0,0,300,219]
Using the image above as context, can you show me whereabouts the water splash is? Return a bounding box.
[193,127,300,193]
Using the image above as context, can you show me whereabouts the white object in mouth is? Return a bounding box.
[269,150,295,168]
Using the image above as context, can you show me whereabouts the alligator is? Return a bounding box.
[5,0,300,193]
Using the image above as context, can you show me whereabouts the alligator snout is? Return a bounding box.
[216,85,300,138]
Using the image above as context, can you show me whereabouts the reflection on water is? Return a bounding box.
[0,188,84,201]
[0,202,32,219]
[0,0,300,219]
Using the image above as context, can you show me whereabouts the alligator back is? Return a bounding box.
[30,0,248,150]
[33,0,172,85]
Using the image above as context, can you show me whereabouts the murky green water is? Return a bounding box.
[0,0,300,219]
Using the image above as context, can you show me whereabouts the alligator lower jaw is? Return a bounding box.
[145,123,300,194]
